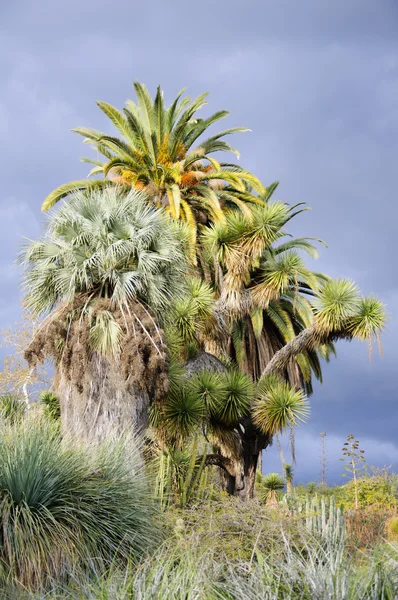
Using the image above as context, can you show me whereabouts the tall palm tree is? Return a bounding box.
[42,82,269,261]
[21,187,188,440]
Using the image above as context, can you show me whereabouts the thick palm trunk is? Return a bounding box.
[56,354,150,441]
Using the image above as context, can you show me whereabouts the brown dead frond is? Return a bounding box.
[24,298,170,402]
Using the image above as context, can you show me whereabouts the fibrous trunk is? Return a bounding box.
[56,353,150,441]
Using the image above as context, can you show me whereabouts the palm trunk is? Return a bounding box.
[56,354,150,441]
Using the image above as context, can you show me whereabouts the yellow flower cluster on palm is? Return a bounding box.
[42,82,272,261]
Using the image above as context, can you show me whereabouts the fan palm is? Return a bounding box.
[21,187,188,440]
[42,82,270,261]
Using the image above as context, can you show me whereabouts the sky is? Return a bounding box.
[1,0,397,484]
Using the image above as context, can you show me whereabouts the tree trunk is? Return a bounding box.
[56,354,150,442]
[261,326,325,378]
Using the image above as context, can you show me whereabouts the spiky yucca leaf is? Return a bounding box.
[252,375,310,435]
[345,296,386,342]
[161,387,205,443]
[260,472,285,506]
[214,370,253,426]
[39,390,60,421]
[0,394,26,424]
[314,278,361,332]
[188,370,227,415]
[186,277,214,319]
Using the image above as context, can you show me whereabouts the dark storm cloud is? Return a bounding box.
[1,0,397,481]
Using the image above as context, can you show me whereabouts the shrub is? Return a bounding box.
[386,516,398,541]
[345,506,394,550]
[0,416,160,590]
[164,497,307,564]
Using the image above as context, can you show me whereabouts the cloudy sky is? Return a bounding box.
[1,0,397,484]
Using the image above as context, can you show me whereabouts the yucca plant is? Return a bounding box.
[262,278,386,379]
[21,187,188,440]
[260,473,285,506]
[0,416,160,591]
[285,463,294,495]
[38,390,60,421]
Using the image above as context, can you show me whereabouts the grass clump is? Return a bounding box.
[0,416,160,591]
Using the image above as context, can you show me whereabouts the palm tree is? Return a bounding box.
[201,201,333,385]
[21,187,188,440]
[260,473,285,506]
[42,82,269,261]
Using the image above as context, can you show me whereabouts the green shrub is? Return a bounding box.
[164,497,307,564]
[386,516,398,541]
[0,416,160,590]
[336,474,398,510]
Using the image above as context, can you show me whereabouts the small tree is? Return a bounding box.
[261,473,285,507]
[340,434,367,509]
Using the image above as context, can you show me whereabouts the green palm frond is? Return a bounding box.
[23,187,188,318]
[42,82,266,254]
[42,180,109,211]
[89,311,122,356]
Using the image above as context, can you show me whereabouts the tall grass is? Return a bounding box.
[0,416,160,591]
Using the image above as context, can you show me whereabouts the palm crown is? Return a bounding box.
[42,82,270,260]
[23,187,188,317]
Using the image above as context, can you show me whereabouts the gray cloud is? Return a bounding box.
[1,0,397,482]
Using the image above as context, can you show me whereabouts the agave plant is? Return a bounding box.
[21,187,188,440]
[42,82,271,261]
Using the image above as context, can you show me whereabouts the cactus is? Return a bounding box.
[289,494,346,551]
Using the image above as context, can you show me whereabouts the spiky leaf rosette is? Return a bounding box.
[252,375,310,435]
[262,279,386,378]
[213,370,253,427]
[159,386,205,446]
[260,472,286,506]
[0,416,159,588]
[188,370,227,415]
